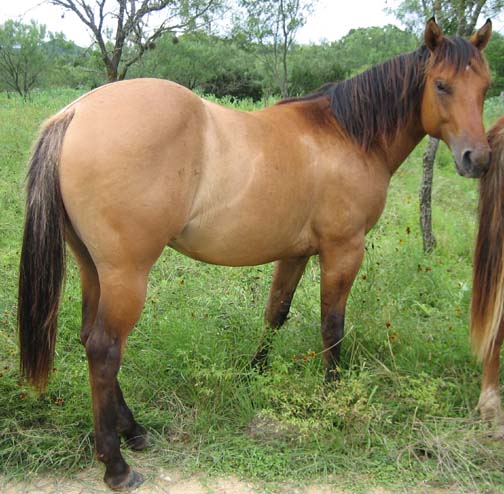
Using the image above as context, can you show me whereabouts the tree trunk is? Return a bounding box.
[419,136,439,253]
[105,58,118,82]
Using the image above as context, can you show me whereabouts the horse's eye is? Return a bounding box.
[435,80,450,94]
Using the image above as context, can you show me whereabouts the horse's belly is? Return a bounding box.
[168,216,315,267]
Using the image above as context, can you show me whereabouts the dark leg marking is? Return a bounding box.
[321,311,345,382]
[115,381,148,450]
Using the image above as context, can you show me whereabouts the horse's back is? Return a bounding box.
[59,79,207,270]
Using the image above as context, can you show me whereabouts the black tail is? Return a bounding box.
[18,110,74,392]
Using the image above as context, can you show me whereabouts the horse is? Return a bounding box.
[472,115,504,424]
[18,18,491,490]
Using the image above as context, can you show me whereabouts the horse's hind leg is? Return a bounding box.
[84,267,150,490]
[68,231,148,453]
[115,380,148,450]
[252,256,309,368]
[66,228,101,347]
[478,322,504,423]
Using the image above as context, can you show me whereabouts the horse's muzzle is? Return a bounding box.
[454,145,491,178]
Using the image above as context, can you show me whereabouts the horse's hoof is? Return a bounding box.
[478,388,502,423]
[250,350,269,373]
[324,368,340,383]
[106,468,144,491]
[488,424,504,439]
[124,425,149,451]
[126,433,149,451]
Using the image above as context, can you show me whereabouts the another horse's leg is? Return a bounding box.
[319,237,364,381]
[251,256,309,369]
[85,268,149,490]
[478,322,504,423]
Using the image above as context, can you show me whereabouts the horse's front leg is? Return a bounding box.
[478,322,504,423]
[252,256,310,369]
[319,236,364,381]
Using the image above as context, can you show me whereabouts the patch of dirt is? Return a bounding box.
[0,468,350,494]
[246,413,300,442]
[0,468,460,494]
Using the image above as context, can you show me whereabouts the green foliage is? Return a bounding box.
[6,14,499,103]
[41,32,105,90]
[484,31,504,97]
[131,24,421,99]
[233,0,317,96]
[0,19,105,96]
[389,0,504,36]
[132,32,263,100]
[288,43,347,95]
[0,20,49,98]
[49,0,227,81]
[336,25,418,75]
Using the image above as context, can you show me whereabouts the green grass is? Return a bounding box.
[2,88,504,492]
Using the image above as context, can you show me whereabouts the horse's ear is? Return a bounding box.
[424,17,443,52]
[470,19,492,51]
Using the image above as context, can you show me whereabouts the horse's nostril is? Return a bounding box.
[460,148,491,177]
[462,149,473,169]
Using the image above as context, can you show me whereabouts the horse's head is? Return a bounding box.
[421,18,492,178]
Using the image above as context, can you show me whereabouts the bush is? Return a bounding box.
[132,32,264,100]
[288,43,347,96]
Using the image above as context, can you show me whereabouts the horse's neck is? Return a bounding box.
[268,98,426,175]
[381,119,426,175]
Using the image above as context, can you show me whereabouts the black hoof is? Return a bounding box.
[324,368,340,383]
[126,433,149,451]
[251,349,269,372]
[124,425,149,451]
[106,468,144,491]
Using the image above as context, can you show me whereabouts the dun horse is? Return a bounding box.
[472,116,504,424]
[18,19,491,490]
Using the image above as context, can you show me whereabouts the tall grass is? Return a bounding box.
[1,88,504,492]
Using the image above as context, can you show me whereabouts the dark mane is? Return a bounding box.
[280,36,485,151]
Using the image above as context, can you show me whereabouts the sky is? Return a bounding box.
[0,0,502,46]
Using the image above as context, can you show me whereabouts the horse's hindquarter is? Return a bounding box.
[59,79,206,269]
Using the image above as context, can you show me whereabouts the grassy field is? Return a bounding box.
[2,88,504,493]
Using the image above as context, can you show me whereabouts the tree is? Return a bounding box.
[132,31,263,99]
[42,32,105,90]
[48,0,223,82]
[336,25,418,75]
[0,20,48,99]
[391,0,504,37]
[288,43,347,95]
[235,0,316,97]
[483,30,504,97]
[390,0,504,253]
